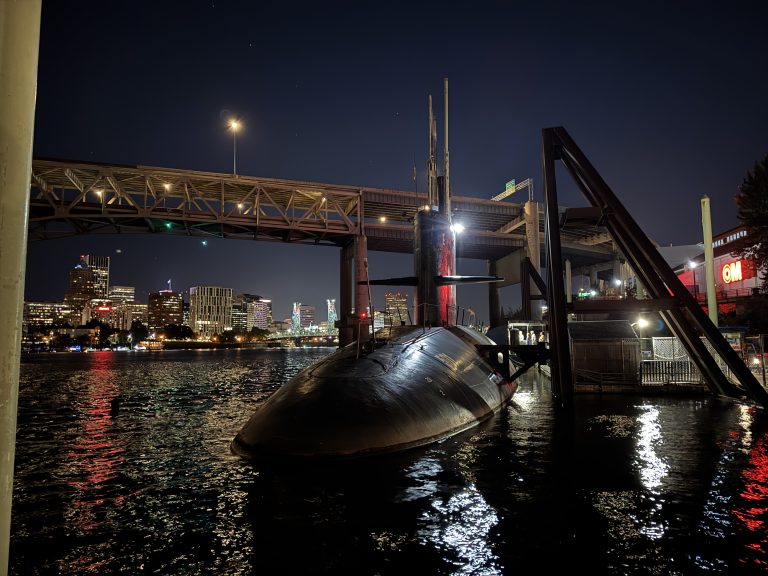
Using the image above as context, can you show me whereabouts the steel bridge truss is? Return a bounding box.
[29,160,363,247]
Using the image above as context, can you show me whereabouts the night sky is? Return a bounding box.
[25,1,768,324]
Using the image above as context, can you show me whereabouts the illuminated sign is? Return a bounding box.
[96,306,112,312]
[722,260,743,284]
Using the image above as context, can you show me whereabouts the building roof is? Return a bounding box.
[568,320,638,340]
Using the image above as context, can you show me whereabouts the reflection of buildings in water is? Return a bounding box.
[64,352,126,534]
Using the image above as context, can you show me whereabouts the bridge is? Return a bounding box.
[28,158,614,262]
[28,158,619,339]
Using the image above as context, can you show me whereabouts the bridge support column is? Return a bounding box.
[355,235,372,340]
[488,259,502,328]
[524,200,542,321]
[0,2,41,573]
[338,243,354,347]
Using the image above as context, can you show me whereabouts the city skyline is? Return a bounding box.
[25,1,768,325]
[25,250,351,325]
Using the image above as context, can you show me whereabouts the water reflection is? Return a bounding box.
[635,405,669,492]
[11,351,768,574]
[402,455,500,575]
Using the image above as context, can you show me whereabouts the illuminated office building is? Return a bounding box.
[82,254,110,298]
[109,285,135,303]
[63,257,98,325]
[384,292,410,326]
[148,290,184,330]
[189,286,232,339]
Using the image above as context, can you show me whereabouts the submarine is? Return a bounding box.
[230,81,548,461]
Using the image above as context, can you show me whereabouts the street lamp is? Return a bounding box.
[688,260,698,298]
[228,118,241,175]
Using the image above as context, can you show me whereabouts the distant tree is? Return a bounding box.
[162,324,193,340]
[735,154,768,290]
[249,327,271,340]
[129,320,149,345]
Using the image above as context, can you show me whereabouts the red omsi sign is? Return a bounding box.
[721,259,755,284]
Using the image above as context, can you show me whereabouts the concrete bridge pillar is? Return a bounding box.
[0,1,41,572]
[524,200,542,321]
[338,243,354,347]
[488,259,501,328]
[354,235,372,340]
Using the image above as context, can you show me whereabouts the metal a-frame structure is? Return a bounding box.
[540,126,768,410]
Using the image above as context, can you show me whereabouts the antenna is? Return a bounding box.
[427,95,437,209]
[443,77,450,219]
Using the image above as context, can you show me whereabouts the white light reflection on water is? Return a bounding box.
[635,405,669,492]
[400,455,502,575]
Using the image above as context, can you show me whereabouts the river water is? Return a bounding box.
[9,348,768,575]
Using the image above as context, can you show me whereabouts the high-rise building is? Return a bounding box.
[189,286,232,339]
[109,285,135,303]
[249,299,271,330]
[233,294,272,331]
[82,254,110,298]
[299,304,315,329]
[63,257,98,325]
[384,292,410,326]
[148,290,184,330]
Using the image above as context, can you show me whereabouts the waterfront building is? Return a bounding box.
[231,302,248,333]
[232,294,272,332]
[189,286,232,339]
[148,290,184,331]
[250,299,271,330]
[23,301,72,330]
[670,224,763,319]
[384,292,410,326]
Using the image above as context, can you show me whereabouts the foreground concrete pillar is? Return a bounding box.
[0,1,41,572]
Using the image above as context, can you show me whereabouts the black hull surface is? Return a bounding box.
[231,325,519,460]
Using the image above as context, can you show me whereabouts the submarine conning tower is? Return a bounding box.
[415,77,456,328]
[414,209,455,327]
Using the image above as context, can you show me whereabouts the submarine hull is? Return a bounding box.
[231,325,518,460]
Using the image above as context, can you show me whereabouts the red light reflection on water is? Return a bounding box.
[65,352,126,533]
[733,428,768,569]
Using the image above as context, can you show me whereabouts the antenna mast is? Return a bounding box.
[443,77,450,220]
[427,95,437,209]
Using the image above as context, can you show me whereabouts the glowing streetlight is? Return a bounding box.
[688,260,698,296]
[228,118,241,175]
